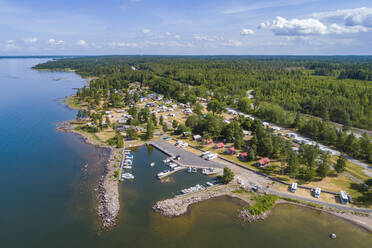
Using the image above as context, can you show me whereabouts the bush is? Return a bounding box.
[246,194,278,215]
[220,167,234,184]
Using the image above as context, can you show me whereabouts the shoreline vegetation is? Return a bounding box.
[34,57,372,234]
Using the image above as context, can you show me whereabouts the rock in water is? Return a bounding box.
[329,233,336,239]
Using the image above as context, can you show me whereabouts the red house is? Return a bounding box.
[214,142,224,149]
[239,152,248,160]
[225,147,236,155]
[256,157,270,167]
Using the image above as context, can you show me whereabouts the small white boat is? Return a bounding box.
[122,173,134,180]
[192,168,197,173]
[124,160,133,165]
[150,162,155,167]
[168,162,178,169]
[206,182,214,187]
[157,170,170,178]
[163,158,171,164]
[123,165,132,169]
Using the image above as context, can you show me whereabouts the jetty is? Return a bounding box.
[119,149,132,181]
[157,166,186,179]
[148,139,225,169]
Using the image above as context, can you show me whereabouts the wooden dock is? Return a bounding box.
[147,140,225,169]
[157,166,186,179]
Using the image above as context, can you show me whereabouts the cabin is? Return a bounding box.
[256,157,270,167]
[225,147,236,155]
[192,135,202,141]
[203,139,213,145]
[290,183,297,193]
[238,152,248,161]
[340,191,348,204]
[214,142,224,149]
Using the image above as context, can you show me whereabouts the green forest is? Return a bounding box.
[34,56,372,130]
[34,56,372,163]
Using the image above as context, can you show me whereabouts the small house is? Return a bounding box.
[225,147,236,155]
[214,142,224,149]
[192,135,202,141]
[256,157,270,167]
[238,152,248,160]
[203,139,213,145]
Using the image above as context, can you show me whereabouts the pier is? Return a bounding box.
[148,139,225,169]
[157,166,186,179]
[118,149,126,181]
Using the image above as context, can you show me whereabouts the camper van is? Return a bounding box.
[340,191,348,204]
[290,183,297,193]
[314,187,321,198]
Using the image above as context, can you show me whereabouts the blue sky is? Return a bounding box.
[1,0,372,55]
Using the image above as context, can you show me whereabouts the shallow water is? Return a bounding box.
[0,58,371,248]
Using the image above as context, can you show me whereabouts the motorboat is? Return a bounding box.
[122,173,134,180]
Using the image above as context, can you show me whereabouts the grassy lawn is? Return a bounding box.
[65,96,83,109]
[330,155,371,182]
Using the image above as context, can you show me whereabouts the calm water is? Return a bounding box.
[0,58,371,248]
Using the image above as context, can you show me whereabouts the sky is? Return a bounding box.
[1,0,372,55]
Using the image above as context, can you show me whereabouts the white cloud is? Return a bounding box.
[6,40,14,43]
[49,38,65,45]
[23,37,38,43]
[109,42,139,48]
[165,32,171,36]
[260,16,368,36]
[313,7,372,28]
[328,24,368,34]
[221,40,243,47]
[76,40,87,46]
[240,28,254,35]
[260,16,328,35]
[130,0,142,3]
[193,34,222,42]
[174,34,181,39]
[142,28,151,34]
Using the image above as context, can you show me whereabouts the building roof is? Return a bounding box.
[215,142,224,148]
[228,147,236,152]
[258,157,270,165]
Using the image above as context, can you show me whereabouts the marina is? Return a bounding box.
[119,149,135,181]
[148,139,225,169]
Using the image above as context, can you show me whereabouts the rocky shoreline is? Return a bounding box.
[238,209,270,222]
[152,185,237,217]
[97,147,120,228]
[56,120,120,228]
